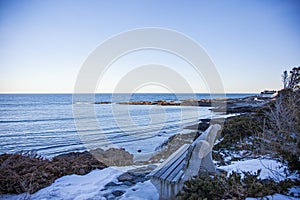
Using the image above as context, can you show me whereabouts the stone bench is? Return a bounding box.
[148,124,221,200]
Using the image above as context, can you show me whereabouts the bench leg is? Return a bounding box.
[151,179,183,200]
[200,152,216,173]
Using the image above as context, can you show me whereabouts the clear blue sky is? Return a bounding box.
[0,0,299,93]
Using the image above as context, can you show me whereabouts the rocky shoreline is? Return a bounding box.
[94,95,272,114]
[0,95,278,196]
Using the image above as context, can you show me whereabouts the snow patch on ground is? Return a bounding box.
[219,158,288,181]
[1,159,298,200]
[246,193,300,200]
[0,166,149,200]
[32,167,128,200]
[119,181,158,200]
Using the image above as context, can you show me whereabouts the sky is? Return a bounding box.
[0,0,299,93]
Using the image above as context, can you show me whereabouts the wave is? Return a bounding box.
[0,117,75,124]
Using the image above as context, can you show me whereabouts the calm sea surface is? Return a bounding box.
[0,93,256,158]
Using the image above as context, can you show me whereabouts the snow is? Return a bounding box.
[32,167,127,200]
[219,158,288,181]
[219,158,299,199]
[0,166,157,200]
[246,193,300,200]
[1,159,298,200]
[289,187,300,195]
[119,181,158,200]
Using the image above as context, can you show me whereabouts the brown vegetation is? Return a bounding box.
[179,170,295,200]
[0,151,107,194]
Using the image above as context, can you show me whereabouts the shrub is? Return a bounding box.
[178,172,225,200]
[215,115,263,150]
[179,170,294,199]
[261,89,300,171]
[0,151,106,194]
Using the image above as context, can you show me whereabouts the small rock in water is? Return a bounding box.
[137,149,142,153]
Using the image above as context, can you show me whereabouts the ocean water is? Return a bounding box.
[0,93,256,158]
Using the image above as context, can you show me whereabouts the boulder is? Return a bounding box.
[117,172,134,182]
[90,148,134,166]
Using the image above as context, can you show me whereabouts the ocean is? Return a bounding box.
[0,93,256,158]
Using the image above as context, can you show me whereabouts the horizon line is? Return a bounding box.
[0,92,260,95]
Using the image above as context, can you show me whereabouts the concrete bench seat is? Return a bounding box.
[148,124,221,200]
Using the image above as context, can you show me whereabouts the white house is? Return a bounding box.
[260,90,277,98]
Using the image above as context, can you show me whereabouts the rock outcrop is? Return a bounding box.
[90,148,134,166]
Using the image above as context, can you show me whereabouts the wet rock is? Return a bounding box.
[118,172,134,182]
[94,101,111,104]
[128,165,157,174]
[198,122,210,131]
[127,171,150,183]
[103,193,115,200]
[112,190,125,197]
[200,118,211,123]
[105,181,120,187]
[133,175,147,183]
[118,100,181,106]
[90,148,134,166]
[123,181,134,186]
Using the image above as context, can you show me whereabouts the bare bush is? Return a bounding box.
[282,67,300,89]
[263,89,300,157]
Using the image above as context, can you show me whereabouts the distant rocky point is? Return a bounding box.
[91,96,272,114]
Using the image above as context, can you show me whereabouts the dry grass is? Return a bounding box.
[0,151,107,194]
